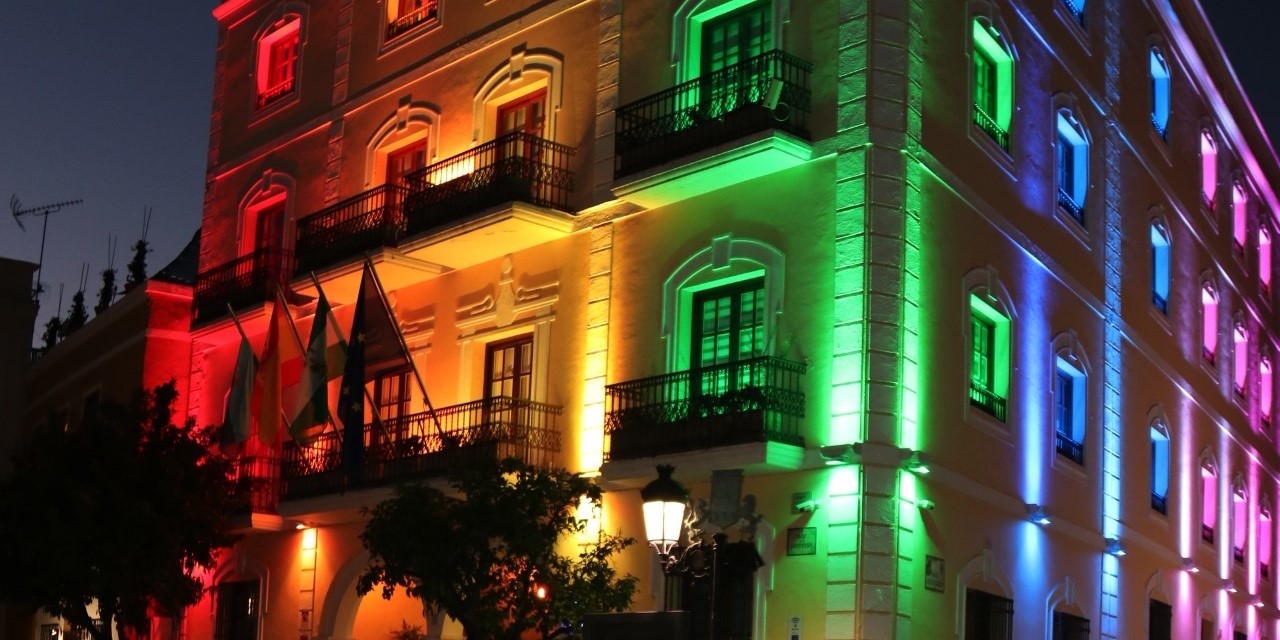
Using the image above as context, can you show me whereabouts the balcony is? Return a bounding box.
[1203,524,1215,544]
[973,105,1009,151]
[229,455,285,533]
[294,184,408,276]
[612,50,813,208]
[386,0,437,40]
[257,77,296,109]
[280,396,561,500]
[603,356,805,469]
[1054,431,1084,465]
[1057,187,1084,227]
[193,247,294,324]
[969,383,1007,421]
[1151,492,1167,514]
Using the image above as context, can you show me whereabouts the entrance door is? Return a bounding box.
[251,201,287,285]
[700,2,772,115]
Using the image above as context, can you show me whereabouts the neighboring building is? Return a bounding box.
[14,235,198,640]
[0,256,37,640]
[183,1,1280,639]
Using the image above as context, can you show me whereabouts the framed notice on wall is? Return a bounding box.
[787,527,816,556]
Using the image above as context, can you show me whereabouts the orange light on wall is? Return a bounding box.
[576,495,602,545]
[301,527,317,551]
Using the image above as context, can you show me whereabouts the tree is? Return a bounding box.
[0,382,241,640]
[358,458,637,640]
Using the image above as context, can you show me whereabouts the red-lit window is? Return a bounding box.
[257,17,300,109]
[1203,466,1217,543]
[1233,487,1248,563]
[386,139,429,187]
[387,0,438,39]
[1234,324,1249,396]
[1202,285,1219,364]
[1201,131,1218,210]
[1233,183,1248,252]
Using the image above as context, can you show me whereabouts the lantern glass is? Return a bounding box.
[643,499,686,556]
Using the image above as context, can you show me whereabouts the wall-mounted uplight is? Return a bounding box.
[916,498,936,511]
[1224,579,1238,593]
[1251,596,1264,608]
[820,444,855,466]
[1104,538,1126,557]
[904,451,931,475]
[1181,558,1199,573]
[1026,504,1051,525]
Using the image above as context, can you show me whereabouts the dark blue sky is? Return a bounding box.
[0,2,1274,344]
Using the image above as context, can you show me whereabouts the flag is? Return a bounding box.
[255,297,304,445]
[220,332,257,455]
[289,288,346,445]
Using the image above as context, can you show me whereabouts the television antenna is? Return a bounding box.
[9,194,83,305]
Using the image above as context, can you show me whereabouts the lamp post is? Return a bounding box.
[640,465,763,640]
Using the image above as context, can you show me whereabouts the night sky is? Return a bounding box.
[0,2,1275,344]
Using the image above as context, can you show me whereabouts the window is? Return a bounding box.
[214,579,260,640]
[1202,465,1217,543]
[972,18,1014,150]
[374,370,411,423]
[1261,227,1273,294]
[256,17,300,109]
[1151,223,1170,312]
[1060,0,1084,26]
[1149,599,1172,640]
[1201,131,1218,209]
[1202,284,1218,364]
[969,295,1010,421]
[965,588,1014,640]
[1056,109,1088,226]
[692,278,766,371]
[1150,48,1171,137]
[486,336,534,401]
[1150,425,1169,514]
[1262,357,1273,425]
[386,0,438,40]
[1262,507,1273,580]
[1052,611,1090,640]
[1053,357,1085,465]
[386,139,429,187]
[1233,183,1248,252]
[1233,486,1247,562]
[1233,324,1248,396]
[701,1,772,77]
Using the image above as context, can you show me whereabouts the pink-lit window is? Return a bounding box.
[256,17,300,109]
[1201,131,1218,209]
[1202,466,1217,543]
[1202,284,1219,364]
[1233,183,1248,252]
[1263,358,1274,425]
[1234,324,1249,396]
[1261,227,1272,294]
[387,0,438,40]
[1233,487,1247,563]
[1262,508,1273,581]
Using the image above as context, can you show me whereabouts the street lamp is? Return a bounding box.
[641,465,688,560]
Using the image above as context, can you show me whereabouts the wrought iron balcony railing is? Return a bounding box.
[193,247,294,324]
[386,0,438,40]
[401,132,576,237]
[604,356,805,462]
[258,77,296,109]
[1057,187,1084,226]
[294,184,408,275]
[1055,431,1084,465]
[973,105,1009,151]
[280,396,561,499]
[969,383,1007,421]
[231,455,281,515]
[614,49,812,179]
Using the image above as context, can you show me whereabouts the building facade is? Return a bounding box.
[183,0,1280,639]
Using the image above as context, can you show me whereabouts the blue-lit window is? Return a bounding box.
[1056,110,1088,226]
[1150,48,1170,137]
[1150,425,1169,514]
[1053,357,1085,465]
[1151,222,1170,313]
[1061,0,1085,26]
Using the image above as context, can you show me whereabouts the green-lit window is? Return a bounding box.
[701,2,771,76]
[969,294,1010,420]
[693,278,766,369]
[972,18,1014,150]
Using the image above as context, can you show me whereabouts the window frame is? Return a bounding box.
[969,294,1010,421]
[964,588,1014,640]
[1051,609,1090,640]
[971,17,1014,151]
[254,16,302,111]
[1202,283,1219,366]
[1150,424,1170,514]
[1149,48,1171,138]
[1201,131,1218,210]
[213,579,262,640]
[1055,109,1089,226]
[1233,322,1249,397]
[1151,222,1171,313]
[385,0,440,42]
[1232,182,1249,253]
[1232,483,1248,563]
[1202,463,1218,545]
[1052,356,1086,466]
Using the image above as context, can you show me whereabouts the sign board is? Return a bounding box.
[925,554,945,593]
[787,527,816,556]
[789,616,801,640]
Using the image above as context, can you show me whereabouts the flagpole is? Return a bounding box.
[275,286,344,447]
[307,271,395,445]
[362,255,445,443]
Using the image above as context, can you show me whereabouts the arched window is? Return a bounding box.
[1150,48,1171,137]
[255,14,302,110]
[1261,504,1273,581]
[1260,226,1272,294]
[971,17,1014,150]
[1202,462,1218,543]
[969,293,1011,421]
[1232,482,1248,563]
[1262,356,1274,426]
[1234,323,1249,396]
[1201,131,1218,209]
[1056,109,1089,225]
[1052,338,1088,466]
[1151,222,1170,312]
[1149,423,1170,514]
[1202,283,1219,364]
[1232,182,1248,252]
